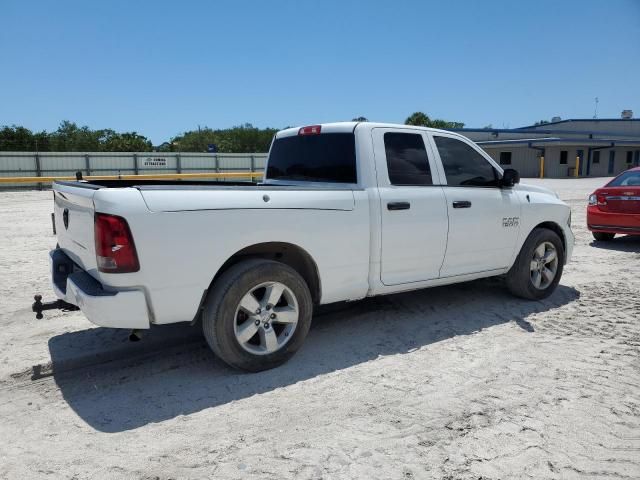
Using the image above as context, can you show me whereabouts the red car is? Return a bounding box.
[587,166,640,241]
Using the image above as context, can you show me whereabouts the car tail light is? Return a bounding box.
[597,193,608,205]
[94,213,140,273]
[589,191,608,206]
[298,125,321,135]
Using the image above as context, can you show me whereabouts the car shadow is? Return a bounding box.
[49,278,580,433]
[589,235,640,252]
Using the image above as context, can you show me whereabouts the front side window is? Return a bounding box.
[384,132,432,186]
[434,136,498,187]
[267,133,357,183]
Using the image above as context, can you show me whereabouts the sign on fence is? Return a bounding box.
[143,157,168,167]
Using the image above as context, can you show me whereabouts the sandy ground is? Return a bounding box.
[0,178,639,480]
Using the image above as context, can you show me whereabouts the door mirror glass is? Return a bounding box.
[501,168,520,187]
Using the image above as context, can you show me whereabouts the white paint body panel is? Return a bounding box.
[50,122,574,329]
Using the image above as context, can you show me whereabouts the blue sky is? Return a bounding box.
[2,0,639,143]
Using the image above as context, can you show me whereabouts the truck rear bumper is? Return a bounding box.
[50,249,150,329]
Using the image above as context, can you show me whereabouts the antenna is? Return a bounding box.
[593,97,599,119]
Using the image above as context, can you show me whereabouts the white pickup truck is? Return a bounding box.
[45,122,573,371]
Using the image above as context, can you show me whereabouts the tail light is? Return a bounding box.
[589,192,608,206]
[94,213,140,273]
[298,125,321,135]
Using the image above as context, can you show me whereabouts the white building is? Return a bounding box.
[453,116,640,178]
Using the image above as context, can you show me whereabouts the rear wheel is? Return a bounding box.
[202,259,313,372]
[592,231,615,241]
[506,228,564,300]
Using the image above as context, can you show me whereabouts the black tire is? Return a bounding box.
[202,259,313,372]
[506,228,565,300]
[592,231,615,241]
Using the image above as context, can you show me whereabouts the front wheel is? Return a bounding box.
[202,259,313,372]
[506,228,565,300]
[592,232,615,241]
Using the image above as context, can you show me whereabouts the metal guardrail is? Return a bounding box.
[0,171,264,184]
[0,151,268,188]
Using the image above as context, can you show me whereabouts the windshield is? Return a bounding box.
[607,170,640,187]
[266,133,357,183]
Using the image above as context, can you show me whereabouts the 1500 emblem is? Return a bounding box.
[502,217,519,227]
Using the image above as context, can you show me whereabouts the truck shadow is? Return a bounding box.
[589,235,640,252]
[49,279,579,433]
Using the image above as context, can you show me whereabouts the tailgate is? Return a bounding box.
[53,182,98,271]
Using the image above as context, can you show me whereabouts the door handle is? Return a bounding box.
[452,200,472,209]
[387,201,410,211]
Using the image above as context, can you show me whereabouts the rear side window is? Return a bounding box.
[384,132,432,186]
[267,133,357,183]
[434,136,499,187]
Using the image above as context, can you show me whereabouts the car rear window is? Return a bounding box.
[607,170,640,187]
[266,133,357,183]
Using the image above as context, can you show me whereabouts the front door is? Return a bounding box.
[429,133,522,278]
[373,128,449,285]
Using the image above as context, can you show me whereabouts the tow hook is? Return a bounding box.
[32,294,79,319]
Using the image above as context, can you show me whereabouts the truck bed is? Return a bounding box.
[54,179,260,189]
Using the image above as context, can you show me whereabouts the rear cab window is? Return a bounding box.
[384,132,433,186]
[266,133,357,183]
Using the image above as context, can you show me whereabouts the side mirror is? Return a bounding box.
[501,168,520,188]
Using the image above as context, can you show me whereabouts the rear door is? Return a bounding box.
[373,128,449,285]
[428,133,521,277]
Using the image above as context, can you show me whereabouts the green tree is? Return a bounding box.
[102,132,152,152]
[405,112,432,126]
[169,124,278,153]
[0,126,35,150]
[404,111,464,129]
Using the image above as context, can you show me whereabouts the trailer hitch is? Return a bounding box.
[32,294,79,319]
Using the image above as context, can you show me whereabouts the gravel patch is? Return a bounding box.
[0,178,638,479]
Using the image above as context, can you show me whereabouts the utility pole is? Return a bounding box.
[593,97,599,119]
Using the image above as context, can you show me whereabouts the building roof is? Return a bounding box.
[452,127,639,138]
[452,118,640,146]
[516,118,640,129]
[477,138,640,148]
